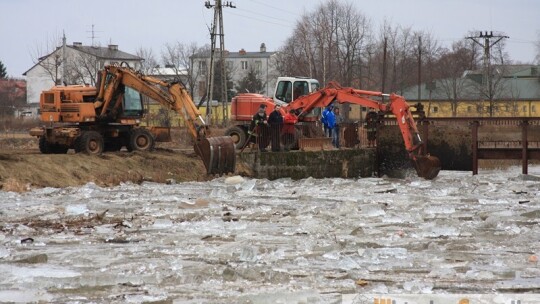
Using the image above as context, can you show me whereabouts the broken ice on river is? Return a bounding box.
[1,166,540,303]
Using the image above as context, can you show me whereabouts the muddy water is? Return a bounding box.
[1,167,540,303]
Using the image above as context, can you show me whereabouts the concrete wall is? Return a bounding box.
[237,149,376,180]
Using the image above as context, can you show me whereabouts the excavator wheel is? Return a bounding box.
[194,136,236,175]
[38,136,53,154]
[127,128,155,152]
[76,131,104,155]
[412,155,441,180]
[224,126,247,149]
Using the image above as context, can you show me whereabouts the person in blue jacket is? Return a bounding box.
[321,105,333,137]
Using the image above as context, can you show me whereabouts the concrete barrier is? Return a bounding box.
[237,149,376,180]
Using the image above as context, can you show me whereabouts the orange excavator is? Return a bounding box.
[29,64,235,175]
[285,81,441,179]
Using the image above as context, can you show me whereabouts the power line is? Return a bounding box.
[235,7,292,24]
[248,0,299,17]
[224,10,291,28]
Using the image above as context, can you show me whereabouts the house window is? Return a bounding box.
[432,106,438,113]
[523,105,527,113]
[533,105,536,113]
[226,61,233,70]
[199,61,207,75]
[241,61,248,70]
[254,60,262,72]
[467,106,472,113]
[477,105,483,113]
[198,81,206,97]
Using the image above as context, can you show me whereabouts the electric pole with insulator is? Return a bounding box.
[467,31,509,116]
[204,0,235,125]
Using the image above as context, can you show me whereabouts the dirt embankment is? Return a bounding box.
[0,136,225,192]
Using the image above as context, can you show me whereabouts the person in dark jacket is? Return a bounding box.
[267,105,284,152]
[251,104,268,152]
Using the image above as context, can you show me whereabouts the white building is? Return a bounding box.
[23,42,142,104]
[191,43,278,103]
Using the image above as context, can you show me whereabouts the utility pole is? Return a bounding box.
[381,37,388,99]
[62,31,67,86]
[467,31,509,116]
[205,0,235,125]
[417,36,422,101]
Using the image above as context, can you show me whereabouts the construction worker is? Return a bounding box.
[330,107,343,148]
[268,105,284,152]
[250,104,269,152]
[365,111,378,147]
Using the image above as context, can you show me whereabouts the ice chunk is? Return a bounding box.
[361,204,386,217]
[0,247,9,259]
[427,268,457,279]
[239,179,257,191]
[403,280,433,293]
[152,219,173,229]
[65,204,89,216]
[239,246,258,262]
[224,175,245,185]
[465,269,495,280]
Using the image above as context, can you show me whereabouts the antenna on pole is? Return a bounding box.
[204,0,235,125]
[86,24,102,47]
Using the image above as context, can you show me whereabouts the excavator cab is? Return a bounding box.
[121,87,144,117]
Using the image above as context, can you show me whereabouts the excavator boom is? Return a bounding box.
[287,81,440,179]
[101,65,236,175]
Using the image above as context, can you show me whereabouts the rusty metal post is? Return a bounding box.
[522,120,529,175]
[472,121,479,175]
[422,120,429,154]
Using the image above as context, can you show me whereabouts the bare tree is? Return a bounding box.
[432,41,476,116]
[161,42,206,98]
[136,47,158,74]
[29,33,65,84]
[535,30,540,64]
[64,51,100,85]
[275,0,373,87]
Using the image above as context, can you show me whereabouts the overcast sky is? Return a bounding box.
[1,0,538,77]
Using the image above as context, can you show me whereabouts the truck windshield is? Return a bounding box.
[123,87,143,117]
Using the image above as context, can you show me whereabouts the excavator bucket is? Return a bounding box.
[194,136,236,175]
[412,155,441,180]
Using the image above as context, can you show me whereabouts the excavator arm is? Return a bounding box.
[286,81,441,179]
[97,65,236,175]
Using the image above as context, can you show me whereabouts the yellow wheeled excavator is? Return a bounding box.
[29,63,236,175]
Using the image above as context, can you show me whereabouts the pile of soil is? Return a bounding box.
[0,134,244,192]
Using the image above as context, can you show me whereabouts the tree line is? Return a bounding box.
[25,0,540,110]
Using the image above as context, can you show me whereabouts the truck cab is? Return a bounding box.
[273,77,320,105]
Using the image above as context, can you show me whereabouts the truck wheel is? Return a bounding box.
[38,136,52,154]
[127,128,155,152]
[224,126,247,149]
[77,131,104,155]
